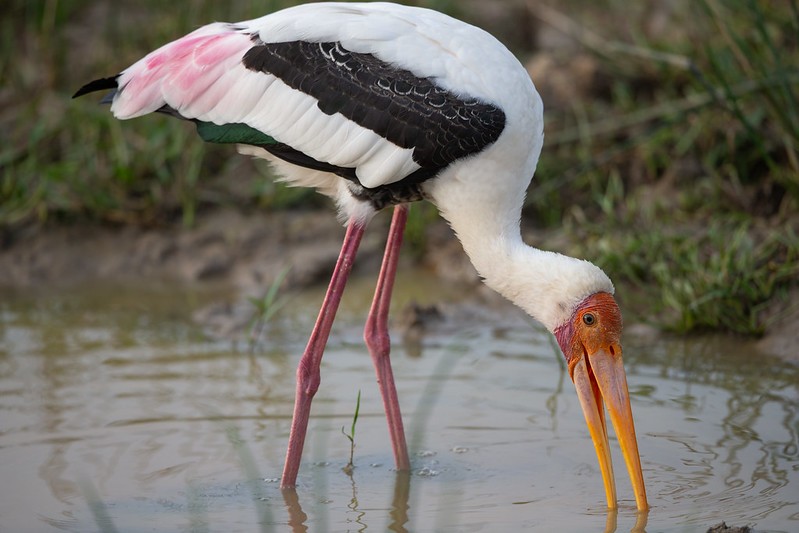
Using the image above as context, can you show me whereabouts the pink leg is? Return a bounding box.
[364,204,411,471]
[281,220,366,489]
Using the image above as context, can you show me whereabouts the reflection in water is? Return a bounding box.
[389,471,412,533]
[1,280,798,531]
[282,469,411,533]
[186,481,211,533]
[345,469,366,533]
[282,489,308,533]
[628,334,799,528]
[226,426,273,532]
[631,510,648,533]
[585,501,650,533]
[80,478,132,533]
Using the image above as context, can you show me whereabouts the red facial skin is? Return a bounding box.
[554,292,623,379]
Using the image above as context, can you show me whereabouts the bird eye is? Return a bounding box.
[583,313,596,326]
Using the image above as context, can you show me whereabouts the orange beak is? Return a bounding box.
[570,345,648,511]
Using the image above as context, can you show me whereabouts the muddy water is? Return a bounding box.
[1,273,797,532]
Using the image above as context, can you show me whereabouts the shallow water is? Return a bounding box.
[1,273,797,532]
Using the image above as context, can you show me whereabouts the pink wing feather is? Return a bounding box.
[112,24,254,120]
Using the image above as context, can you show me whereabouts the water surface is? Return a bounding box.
[1,273,797,532]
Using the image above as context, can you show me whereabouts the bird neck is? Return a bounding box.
[430,170,614,332]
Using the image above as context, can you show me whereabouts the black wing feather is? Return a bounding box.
[242,40,506,173]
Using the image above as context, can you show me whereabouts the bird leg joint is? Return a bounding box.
[296,359,321,397]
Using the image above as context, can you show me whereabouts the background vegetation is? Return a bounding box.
[2,0,797,335]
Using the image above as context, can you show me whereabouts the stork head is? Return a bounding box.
[554,292,648,511]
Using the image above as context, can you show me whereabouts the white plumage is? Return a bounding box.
[75,1,647,509]
[110,3,532,190]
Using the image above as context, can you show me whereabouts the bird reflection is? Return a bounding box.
[389,471,411,533]
[280,471,411,533]
[631,509,649,533]
[282,489,308,533]
[600,506,649,533]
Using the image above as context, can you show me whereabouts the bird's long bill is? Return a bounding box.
[571,348,648,510]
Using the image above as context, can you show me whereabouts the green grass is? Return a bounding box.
[574,208,799,334]
[1,0,797,335]
[341,390,362,475]
[529,0,799,334]
[248,266,291,351]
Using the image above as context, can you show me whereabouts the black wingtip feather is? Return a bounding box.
[73,76,119,99]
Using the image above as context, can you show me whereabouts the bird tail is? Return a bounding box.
[73,76,119,102]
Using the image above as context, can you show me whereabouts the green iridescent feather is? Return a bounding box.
[195,121,277,145]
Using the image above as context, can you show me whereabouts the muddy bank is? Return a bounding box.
[0,207,482,331]
[0,208,475,291]
[1,207,795,362]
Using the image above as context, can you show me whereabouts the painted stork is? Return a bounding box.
[74,1,648,510]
